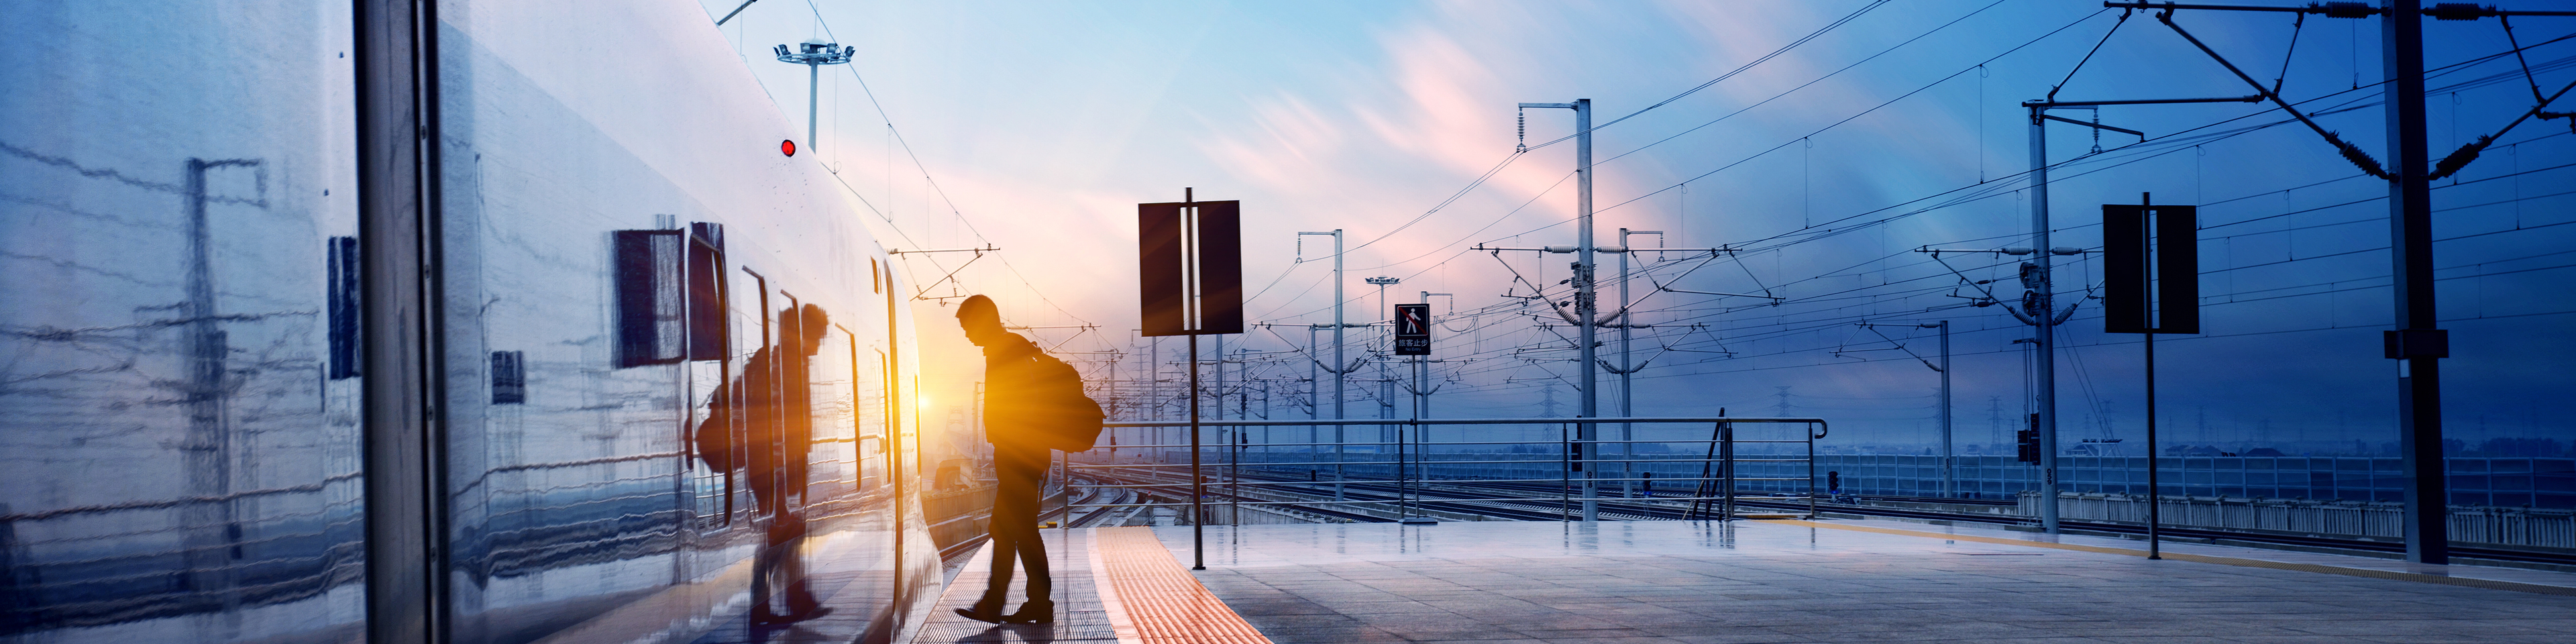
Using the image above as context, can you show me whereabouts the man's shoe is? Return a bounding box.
[953,600,1007,624]
[1003,600,1054,624]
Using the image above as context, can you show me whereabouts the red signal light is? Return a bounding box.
[781,140,797,156]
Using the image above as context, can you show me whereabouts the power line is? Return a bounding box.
[794,1,1097,327]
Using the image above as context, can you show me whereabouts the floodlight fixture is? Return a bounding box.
[773,38,855,156]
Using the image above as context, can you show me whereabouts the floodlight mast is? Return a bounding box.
[775,39,853,157]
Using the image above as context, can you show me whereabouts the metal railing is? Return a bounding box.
[1061,417,1828,560]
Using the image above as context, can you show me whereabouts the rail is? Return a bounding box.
[1065,417,1828,563]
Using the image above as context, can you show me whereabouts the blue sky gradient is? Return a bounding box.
[700,0,2575,454]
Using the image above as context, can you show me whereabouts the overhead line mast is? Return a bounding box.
[1513,99,1599,519]
[2015,92,2253,534]
[2094,0,2575,563]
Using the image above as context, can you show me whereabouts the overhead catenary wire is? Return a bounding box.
[953,7,2576,436]
[789,0,1098,331]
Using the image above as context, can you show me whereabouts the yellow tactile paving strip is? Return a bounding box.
[1089,527,1274,644]
[1771,518,2576,596]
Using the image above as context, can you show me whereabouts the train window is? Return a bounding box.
[687,223,729,360]
[612,229,685,367]
[490,350,526,404]
[327,235,360,379]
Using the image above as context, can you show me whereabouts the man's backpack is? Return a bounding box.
[1014,351,1106,452]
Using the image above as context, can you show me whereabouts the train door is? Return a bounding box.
[720,266,771,532]
[684,223,733,533]
[804,321,857,510]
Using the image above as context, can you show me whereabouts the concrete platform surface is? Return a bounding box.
[1158,519,2576,643]
[914,528,1118,643]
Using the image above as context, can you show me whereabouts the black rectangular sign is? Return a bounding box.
[2103,204,2200,335]
[1139,200,1242,336]
[1393,303,1430,356]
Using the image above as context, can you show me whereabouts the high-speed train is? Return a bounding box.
[3,2,971,643]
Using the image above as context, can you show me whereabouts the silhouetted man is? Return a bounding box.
[704,304,832,625]
[954,294,1060,624]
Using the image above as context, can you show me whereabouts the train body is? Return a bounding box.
[2,2,960,642]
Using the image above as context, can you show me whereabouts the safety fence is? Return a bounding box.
[2039,492,2576,549]
[1818,453,2576,508]
[1059,417,2576,556]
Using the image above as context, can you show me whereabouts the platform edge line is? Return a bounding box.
[1089,527,1146,643]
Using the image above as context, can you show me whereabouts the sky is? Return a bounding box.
[696,0,2576,455]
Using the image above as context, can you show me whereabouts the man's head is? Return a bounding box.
[792,304,829,356]
[955,294,1004,346]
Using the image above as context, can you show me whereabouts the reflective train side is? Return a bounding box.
[1,2,956,643]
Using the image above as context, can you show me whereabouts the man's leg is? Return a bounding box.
[747,472,779,617]
[991,452,1052,621]
[1015,523,1051,602]
[981,458,1038,606]
[775,515,820,614]
[1010,459,1051,602]
[980,515,1020,606]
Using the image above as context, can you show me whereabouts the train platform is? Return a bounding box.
[911,518,2576,644]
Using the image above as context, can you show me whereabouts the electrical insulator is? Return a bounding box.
[1516,107,1527,153]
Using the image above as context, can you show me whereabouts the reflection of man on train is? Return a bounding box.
[952,294,1104,625]
[699,304,833,625]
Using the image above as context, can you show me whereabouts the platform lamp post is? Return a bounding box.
[773,39,853,157]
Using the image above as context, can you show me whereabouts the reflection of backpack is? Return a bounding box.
[695,382,738,472]
[998,347,1105,453]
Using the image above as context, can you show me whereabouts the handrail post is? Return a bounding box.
[1807,423,1819,520]
[1720,421,1736,521]
[1402,418,1419,521]
[1061,449,1072,538]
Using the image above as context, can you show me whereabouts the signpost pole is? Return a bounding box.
[2106,193,2197,561]
[1393,302,1433,524]
[1138,188,1242,571]
[2142,193,2161,561]
[1188,335,1203,570]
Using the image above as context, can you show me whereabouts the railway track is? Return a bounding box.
[1080,466,2576,567]
[941,480,1140,561]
